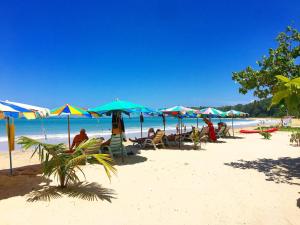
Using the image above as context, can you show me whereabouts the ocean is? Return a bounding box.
[0,116,278,151]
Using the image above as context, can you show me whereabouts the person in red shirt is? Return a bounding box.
[69,129,89,151]
[203,117,217,142]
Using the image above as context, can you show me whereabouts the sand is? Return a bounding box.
[0,131,299,225]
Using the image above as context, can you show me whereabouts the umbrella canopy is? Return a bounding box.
[88,99,147,115]
[0,100,32,118]
[199,107,225,117]
[3,100,50,117]
[226,110,246,117]
[2,100,50,119]
[162,106,197,116]
[51,104,90,116]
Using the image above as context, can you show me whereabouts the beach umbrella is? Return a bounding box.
[51,104,91,149]
[199,107,225,117]
[199,107,225,123]
[162,106,197,148]
[89,99,147,114]
[89,99,148,162]
[226,110,248,137]
[3,100,51,139]
[2,100,50,118]
[0,101,34,175]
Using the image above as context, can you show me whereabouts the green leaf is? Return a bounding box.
[271,90,289,106]
[276,75,290,83]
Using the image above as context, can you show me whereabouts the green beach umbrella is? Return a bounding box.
[89,99,148,162]
[88,99,147,114]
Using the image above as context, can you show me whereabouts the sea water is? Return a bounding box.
[0,116,278,151]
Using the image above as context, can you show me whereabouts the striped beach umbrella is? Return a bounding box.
[51,104,91,148]
[2,100,50,119]
[225,110,248,136]
[162,106,197,116]
[161,106,198,148]
[0,101,37,175]
[199,107,225,117]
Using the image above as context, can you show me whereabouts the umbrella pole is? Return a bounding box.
[180,117,182,149]
[140,113,143,139]
[120,112,124,163]
[68,115,71,149]
[7,117,13,175]
[140,121,143,139]
[232,116,234,137]
[177,117,180,148]
[196,118,199,128]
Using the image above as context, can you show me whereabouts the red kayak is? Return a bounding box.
[240,128,278,134]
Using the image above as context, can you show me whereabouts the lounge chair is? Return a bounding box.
[198,127,209,141]
[223,126,231,137]
[84,138,103,154]
[216,126,226,138]
[143,130,166,150]
[105,134,127,159]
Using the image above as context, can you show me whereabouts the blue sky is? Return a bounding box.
[0,0,299,109]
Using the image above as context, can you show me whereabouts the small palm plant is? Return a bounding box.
[17,137,116,188]
[259,131,272,140]
[191,127,201,150]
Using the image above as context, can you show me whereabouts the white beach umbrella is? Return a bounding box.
[3,100,50,118]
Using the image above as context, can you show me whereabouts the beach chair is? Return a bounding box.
[198,127,209,142]
[84,138,103,154]
[216,126,226,138]
[143,130,165,150]
[223,126,231,137]
[106,134,127,159]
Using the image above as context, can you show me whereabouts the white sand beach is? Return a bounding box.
[0,131,299,225]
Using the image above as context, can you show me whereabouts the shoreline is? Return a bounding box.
[0,118,281,152]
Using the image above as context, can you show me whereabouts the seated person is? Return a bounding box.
[66,129,89,153]
[217,122,227,132]
[129,128,157,144]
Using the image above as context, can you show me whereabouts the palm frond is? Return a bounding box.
[74,138,99,152]
[90,154,117,181]
[66,155,87,168]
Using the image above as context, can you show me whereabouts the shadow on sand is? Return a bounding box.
[222,136,245,139]
[0,164,51,200]
[225,157,300,186]
[26,182,116,202]
[0,164,116,202]
[113,154,148,166]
